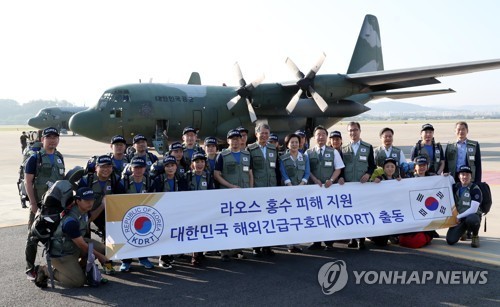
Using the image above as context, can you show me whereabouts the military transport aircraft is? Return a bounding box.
[29,106,87,132]
[69,14,500,154]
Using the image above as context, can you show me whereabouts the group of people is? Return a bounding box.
[23,120,484,288]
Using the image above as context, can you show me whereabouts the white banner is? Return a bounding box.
[105,176,456,260]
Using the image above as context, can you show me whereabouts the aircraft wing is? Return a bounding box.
[368,89,455,100]
[346,59,500,89]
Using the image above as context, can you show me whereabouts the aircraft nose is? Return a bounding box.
[27,118,35,126]
[69,110,104,140]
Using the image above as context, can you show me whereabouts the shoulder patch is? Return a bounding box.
[247,143,259,150]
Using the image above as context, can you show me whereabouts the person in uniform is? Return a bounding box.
[24,127,65,280]
[150,155,188,269]
[307,125,345,250]
[236,126,249,149]
[20,131,28,153]
[109,135,129,177]
[185,152,214,265]
[340,122,376,249]
[182,126,205,165]
[446,166,483,248]
[246,123,279,257]
[204,136,218,176]
[78,155,124,242]
[410,124,445,176]
[127,134,158,172]
[169,141,190,176]
[34,188,111,288]
[328,130,342,151]
[214,129,253,261]
[374,127,407,178]
[119,157,155,272]
[445,121,482,183]
[294,129,308,154]
[279,133,311,253]
[413,156,430,177]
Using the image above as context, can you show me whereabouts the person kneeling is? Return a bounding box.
[35,188,111,288]
[446,166,483,248]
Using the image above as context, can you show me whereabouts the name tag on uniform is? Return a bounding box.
[359,156,367,161]
[57,159,62,164]
[243,166,249,172]
[270,162,276,168]
[360,148,367,153]
[325,153,331,158]
[325,161,332,167]
[469,156,475,161]
[59,169,64,175]
[462,201,469,206]
[202,181,207,187]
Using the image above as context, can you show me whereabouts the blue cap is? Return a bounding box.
[169,141,183,151]
[163,155,177,165]
[182,126,197,135]
[111,135,126,144]
[383,157,397,166]
[329,130,342,138]
[236,126,248,134]
[133,134,147,144]
[192,152,207,161]
[458,165,472,174]
[42,127,59,137]
[269,133,279,142]
[227,129,242,139]
[204,137,217,145]
[294,130,306,137]
[75,187,94,200]
[415,156,428,165]
[421,123,434,132]
[130,157,146,167]
[96,155,112,166]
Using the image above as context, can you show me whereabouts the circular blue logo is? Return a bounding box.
[122,206,164,247]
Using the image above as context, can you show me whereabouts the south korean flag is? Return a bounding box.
[409,187,453,220]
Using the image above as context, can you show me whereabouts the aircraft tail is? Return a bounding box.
[347,15,384,74]
[188,72,201,85]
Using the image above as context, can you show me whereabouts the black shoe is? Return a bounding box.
[288,246,303,253]
[358,238,366,250]
[34,265,48,289]
[262,247,275,256]
[308,242,323,250]
[466,231,472,240]
[253,249,263,258]
[347,239,358,248]
[233,252,246,259]
[221,255,230,262]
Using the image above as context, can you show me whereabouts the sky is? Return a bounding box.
[1,0,499,108]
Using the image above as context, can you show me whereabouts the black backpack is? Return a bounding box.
[477,182,492,215]
[30,180,75,244]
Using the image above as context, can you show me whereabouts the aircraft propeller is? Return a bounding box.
[226,62,265,123]
[285,52,329,114]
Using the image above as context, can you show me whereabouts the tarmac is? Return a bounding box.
[0,121,499,305]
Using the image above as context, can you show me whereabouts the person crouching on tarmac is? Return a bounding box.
[34,188,112,288]
[446,165,483,248]
[151,155,188,269]
[119,157,155,272]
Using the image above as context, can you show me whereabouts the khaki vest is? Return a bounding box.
[446,140,478,178]
[220,150,251,188]
[187,170,211,190]
[455,183,482,215]
[307,146,336,183]
[281,152,306,185]
[87,175,114,211]
[374,146,402,177]
[247,142,277,187]
[342,141,371,182]
[34,149,65,202]
[50,206,87,257]
[125,175,149,193]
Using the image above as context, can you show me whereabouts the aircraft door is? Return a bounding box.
[193,110,202,131]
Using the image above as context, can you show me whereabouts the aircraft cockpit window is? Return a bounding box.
[98,92,113,109]
[112,89,130,103]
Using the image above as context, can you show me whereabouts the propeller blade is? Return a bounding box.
[226,95,241,110]
[285,89,303,114]
[234,62,246,87]
[285,57,305,79]
[309,86,328,112]
[247,74,265,91]
[306,52,326,79]
[246,98,257,123]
